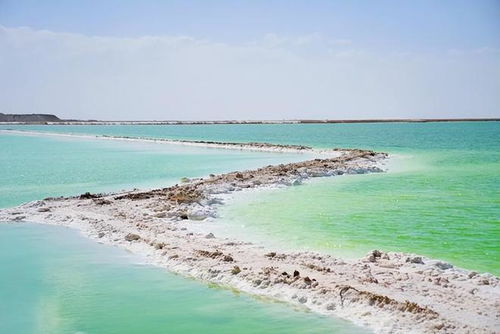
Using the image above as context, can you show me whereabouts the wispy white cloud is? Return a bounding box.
[0,26,498,120]
[258,33,351,49]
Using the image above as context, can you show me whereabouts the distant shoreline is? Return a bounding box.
[0,118,499,125]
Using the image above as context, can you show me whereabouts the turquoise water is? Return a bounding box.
[0,133,309,208]
[0,131,362,333]
[2,122,499,153]
[2,122,497,274]
[0,223,364,334]
[0,122,498,333]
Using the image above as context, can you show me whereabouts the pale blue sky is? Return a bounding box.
[0,1,499,120]
[2,0,499,49]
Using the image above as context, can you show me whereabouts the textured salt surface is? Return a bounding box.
[1,138,498,333]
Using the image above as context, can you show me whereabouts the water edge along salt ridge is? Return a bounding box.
[0,223,366,334]
[0,132,369,333]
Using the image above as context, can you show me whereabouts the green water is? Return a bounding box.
[211,123,499,275]
[2,122,497,274]
[220,167,499,274]
[0,223,364,334]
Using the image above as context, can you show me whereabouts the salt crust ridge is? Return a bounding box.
[0,131,499,333]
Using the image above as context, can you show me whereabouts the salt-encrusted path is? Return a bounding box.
[1,137,498,333]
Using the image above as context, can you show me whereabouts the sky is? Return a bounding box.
[0,0,499,120]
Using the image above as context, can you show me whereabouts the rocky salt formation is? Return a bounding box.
[1,148,499,334]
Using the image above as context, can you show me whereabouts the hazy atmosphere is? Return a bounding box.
[1,0,499,120]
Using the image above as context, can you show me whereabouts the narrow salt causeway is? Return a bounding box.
[0,129,330,154]
[1,146,498,334]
